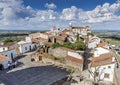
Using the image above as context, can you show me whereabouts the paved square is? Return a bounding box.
[0,54,68,85]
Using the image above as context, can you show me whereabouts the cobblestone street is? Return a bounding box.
[0,53,68,85]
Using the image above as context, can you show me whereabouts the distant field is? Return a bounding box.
[94,31,120,46]
[102,38,120,46]
[0,30,48,42]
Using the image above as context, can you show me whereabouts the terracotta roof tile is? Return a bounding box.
[55,35,66,41]
[0,54,9,62]
[32,37,47,43]
[97,42,108,47]
[45,42,53,46]
[66,55,83,64]
[91,52,115,67]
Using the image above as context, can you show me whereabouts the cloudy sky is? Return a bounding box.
[0,0,120,30]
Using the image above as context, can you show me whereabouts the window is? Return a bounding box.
[108,66,111,69]
[3,48,5,50]
[103,67,106,69]
[11,53,14,59]
[104,73,110,78]
[25,47,27,50]
[96,72,99,76]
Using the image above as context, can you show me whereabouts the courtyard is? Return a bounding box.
[0,53,68,85]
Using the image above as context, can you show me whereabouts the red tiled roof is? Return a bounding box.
[55,35,67,41]
[45,42,53,46]
[66,55,83,64]
[62,29,70,33]
[32,37,47,43]
[97,42,108,47]
[0,54,9,62]
[91,52,115,67]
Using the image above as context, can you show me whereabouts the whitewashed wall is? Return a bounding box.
[0,59,11,69]
[0,49,17,59]
[68,51,83,59]
[90,63,115,82]
[94,47,110,57]
[0,47,8,52]
[19,43,36,53]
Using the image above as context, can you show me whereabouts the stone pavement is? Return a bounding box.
[69,70,93,85]
[0,53,68,85]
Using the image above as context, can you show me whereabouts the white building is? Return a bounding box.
[94,47,110,57]
[97,42,109,49]
[0,42,17,60]
[88,36,101,49]
[18,41,36,54]
[89,46,115,82]
[89,52,115,82]
[0,43,17,69]
[71,26,91,36]
[0,54,11,69]
[0,49,17,60]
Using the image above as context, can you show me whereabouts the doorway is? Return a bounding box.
[0,64,3,70]
[29,46,32,51]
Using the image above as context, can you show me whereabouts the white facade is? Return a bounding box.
[88,41,98,49]
[18,43,36,54]
[0,47,8,52]
[0,59,11,69]
[68,51,83,60]
[39,33,49,39]
[94,47,110,57]
[0,49,17,59]
[88,37,101,49]
[90,63,115,82]
[72,28,87,36]
[26,36,32,42]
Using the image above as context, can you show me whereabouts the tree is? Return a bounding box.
[87,32,94,36]
[3,38,13,44]
[52,43,61,48]
[88,67,105,85]
[63,42,72,49]
[52,39,86,51]
[73,39,86,50]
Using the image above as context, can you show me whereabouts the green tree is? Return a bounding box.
[87,32,94,36]
[63,42,72,49]
[73,39,86,50]
[3,38,13,44]
[52,43,61,48]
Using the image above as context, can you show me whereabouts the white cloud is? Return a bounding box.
[45,3,56,9]
[85,2,120,23]
[0,0,120,30]
[60,6,79,20]
[60,2,120,23]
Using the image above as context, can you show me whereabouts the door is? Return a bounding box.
[39,56,42,61]
[29,46,32,51]
[0,64,3,70]
[11,53,14,60]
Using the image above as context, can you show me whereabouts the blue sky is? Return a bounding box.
[0,0,120,30]
[23,0,117,11]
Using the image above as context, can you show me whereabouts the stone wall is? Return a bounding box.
[53,48,67,58]
[66,60,83,71]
